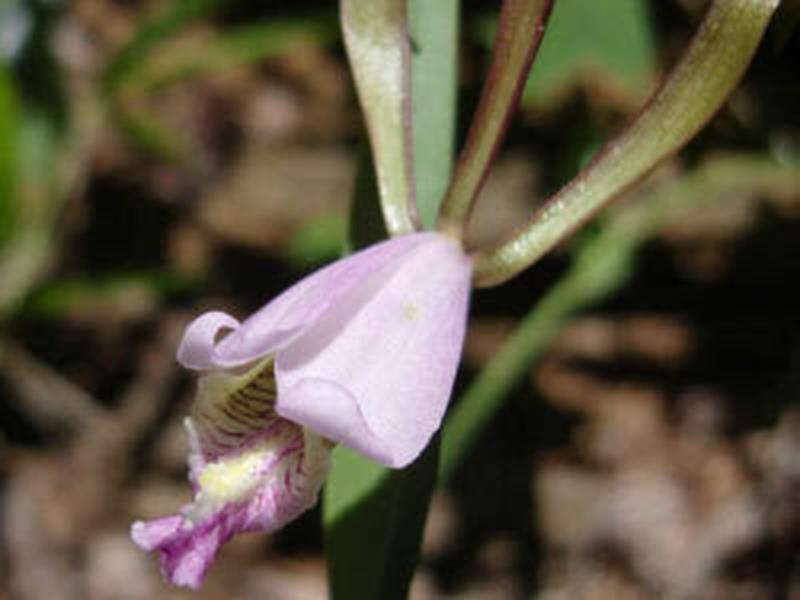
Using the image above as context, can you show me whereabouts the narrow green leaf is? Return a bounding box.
[12,0,68,130]
[105,4,336,160]
[348,144,390,249]
[102,0,224,93]
[521,0,655,107]
[118,18,338,93]
[0,111,75,318]
[325,2,461,598]
[340,0,418,236]
[438,0,553,235]
[473,0,780,286]
[0,228,53,319]
[21,270,194,320]
[0,6,98,319]
[441,154,800,478]
[101,0,224,159]
[0,62,18,246]
[408,0,459,228]
[324,442,439,600]
[471,0,655,109]
[285,214,347,268]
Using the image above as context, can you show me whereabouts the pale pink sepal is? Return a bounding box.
[177,233,433,370]
[276,235,472,467]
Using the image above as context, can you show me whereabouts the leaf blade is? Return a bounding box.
[408,0,459,228]
[325,2,461,598]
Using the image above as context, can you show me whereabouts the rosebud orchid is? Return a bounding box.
[131,232,472,588]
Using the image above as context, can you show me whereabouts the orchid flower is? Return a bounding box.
[131,232,472,588]
[131,0,778,590]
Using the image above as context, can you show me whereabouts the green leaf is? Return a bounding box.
[438,0,553,233]
[104,2,337,160]
[522,0,655,107]
[102,0,225,93]
[441,228,636,480]
[0,109,64,319]
[324,442,439,600]
[0,228,53,319]
[133,17,336,158]
[0,62,18,246]
[21,270,194,320]
[285,214,347,268]
[101,0,224,159]
[11,0,68,129]
[115,17,338,93]
[348,144,390,249]
[472,0,655,109]
[408,0,459,229]
[325,2,460,598]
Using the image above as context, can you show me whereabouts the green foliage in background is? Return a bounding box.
[441,154,800,478]
[104,0,337,160]
[0,63,19,246]
[285,215,348,269]
[475,0,656,108]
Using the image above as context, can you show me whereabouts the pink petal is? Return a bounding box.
[131,515,226,590]
[275,235,472,467]
[276,378,395,465]
[176,233,435,371]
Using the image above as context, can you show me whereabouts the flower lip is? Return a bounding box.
[131,420,330,590]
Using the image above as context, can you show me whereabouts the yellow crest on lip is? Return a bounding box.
[197,431,293,504]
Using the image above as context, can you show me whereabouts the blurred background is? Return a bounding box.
[0,0,798,598]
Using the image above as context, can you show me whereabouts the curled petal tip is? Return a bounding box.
[177,311,240,370]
